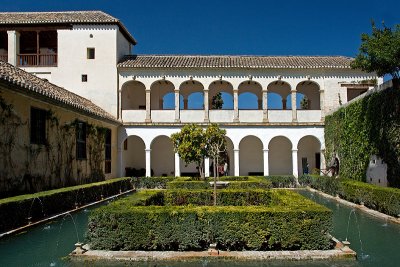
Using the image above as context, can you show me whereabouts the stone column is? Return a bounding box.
[263,149,269,176]
[117,147,123,177]
[205,157,210,177]
[145,89,151,123]
[175,153,180,177]
[234,149,240,176]
[320,149,326,175]
[320,89,325,122]
[291,90,297,122]
[292,149,298,182]
[233,89,239,122]
[145,149,151,177]
[174,89,180,122]
[262,89,268,122]
[204,89,209,122]
[7,30,20,66]
[118,89,122,120]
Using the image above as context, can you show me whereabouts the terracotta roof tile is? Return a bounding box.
[118,55,354,69]
[0,61,118,123]
[0,11,136,44]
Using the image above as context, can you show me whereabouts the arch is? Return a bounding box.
[121,81,146,110]
[238,81,262,110]
[297,135,322,175]
[150,80,175,110]
[239,135,263,176]
[162,92,175,110]
[151,135,175,176]
[122,135,145,177]
[267,92,283,109]
[179,80,204,110]
[267,81,291,110]
[208,80,234,110]
[268,136,292,175]
[296,81,320,110]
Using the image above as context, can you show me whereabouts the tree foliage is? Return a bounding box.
[211,92,224,109]
[351,22,400,80]
[171,124,207,178]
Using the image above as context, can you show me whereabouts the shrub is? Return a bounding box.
[167,176,271,190]
[264,175,296,188]
[341,179,400,217]
[0,177,133,233]
[132,176,178,189]
[87,191,332,251]
[300,175,342,196]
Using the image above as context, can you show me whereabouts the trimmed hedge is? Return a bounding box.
[132,176,178,189]
[264,175,297,188]
[300,174,400,217]
[167,176,272,190]
[0,177,133,233]
[87,189,332,251]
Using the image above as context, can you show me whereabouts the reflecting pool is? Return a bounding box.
[0,191,399,266]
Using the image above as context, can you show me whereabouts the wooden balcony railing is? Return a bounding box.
[0,55,7,62]
[17,54,57,67]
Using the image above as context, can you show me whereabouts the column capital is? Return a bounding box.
[319,89,325,93]
[145,88,151,92]
[203,88,209,92]
[233,89,239,93]
[291,149,298,152]
[291,89,297,93]
[145,149,152,152]
[174,89,180,93]
[262,88,268,92]
[233,149,240,152]
[263,149,269,152]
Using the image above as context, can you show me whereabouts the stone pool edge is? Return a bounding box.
[70,239,356,262]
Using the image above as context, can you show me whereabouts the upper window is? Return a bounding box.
[76,121,87,160]
[87,48,95,59]
[30,107,47,145]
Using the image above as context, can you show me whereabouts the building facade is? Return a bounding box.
[0,11,380,181]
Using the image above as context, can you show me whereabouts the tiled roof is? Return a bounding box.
[0,11,136,44]
[0,61,118,123]
[118,55,354,69]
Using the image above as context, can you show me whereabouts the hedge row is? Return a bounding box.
[167,176,272,190]
[87,192,332,251]
[0,177,133,233]
[131,176,178,189]
[264,175,297,188]
[300,175,400,217]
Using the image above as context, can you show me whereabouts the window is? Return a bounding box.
[82,74,87,82]
[105,129,112,174]
[30,107,47,145]
[87,48,95,59]
[76,121,87,160]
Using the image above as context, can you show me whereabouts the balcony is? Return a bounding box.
[209,110,234,122]
[17,54,57,67]
[268,110,292,123]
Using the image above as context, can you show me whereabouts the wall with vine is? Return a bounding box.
[325,85,400,188]
[0,89,117,197]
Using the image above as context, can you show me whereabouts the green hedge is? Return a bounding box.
[132,176,178,189]
[264,175,297,188]
[167,176,272,190]
[324,85,400,187]
[300,174,400,217]
[87,191,332,251]
[0,177,133,233]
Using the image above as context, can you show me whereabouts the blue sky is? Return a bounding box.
[2,0,399,108]
[2,0,399,56]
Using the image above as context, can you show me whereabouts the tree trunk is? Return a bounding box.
[392,78,400,89]
[213,158,217,206]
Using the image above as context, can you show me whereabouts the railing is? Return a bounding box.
[17,54,57,67]
[0,54,7,62]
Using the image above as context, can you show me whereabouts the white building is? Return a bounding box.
[0,11,380,179]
